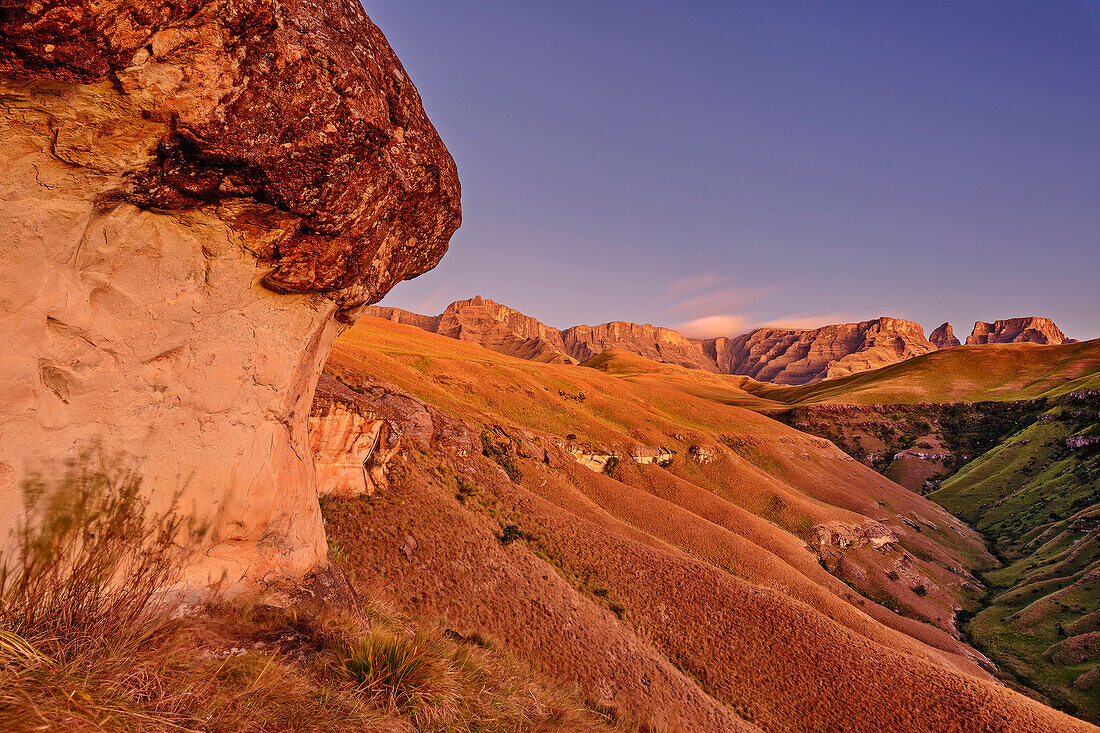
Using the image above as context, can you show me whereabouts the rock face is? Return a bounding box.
[714,318,936,385]
[967,318,1070,345]
[368,302,948,385]
[929,323,962,349]
[309,376,399,498]
[370,298,575,364]
[563,322,716,371]
[0,1,460,585]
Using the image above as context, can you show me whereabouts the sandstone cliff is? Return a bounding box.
[714,318,937,385]
[368,297,576,364]
[967,317,1070,345]
[929,322,962,349]
[561,321,716,371]
[0,0,460,586]
[366,301,968,385]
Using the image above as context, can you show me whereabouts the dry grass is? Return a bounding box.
[0,458,613,732]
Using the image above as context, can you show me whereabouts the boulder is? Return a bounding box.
[0,0,460,586]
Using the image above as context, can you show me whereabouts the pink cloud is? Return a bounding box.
[676,314,750,339]
[658,273,726,301]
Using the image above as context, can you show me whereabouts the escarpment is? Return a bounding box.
[716,318,937,384]
[967,317,1071,345]
[0,1,460,585]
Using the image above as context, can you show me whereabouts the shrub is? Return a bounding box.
[0,454,193,654]
[499,524,524,545]
[455,477,478,504]
[886,571,900,581]
[481,429,522,482]
[604,456,620,479]
[912,584,928,597]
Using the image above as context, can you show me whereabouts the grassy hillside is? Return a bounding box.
[930,394,1100,720]
[758,340,1100,406]
[585,338,1100,723]
[304,316,1097,732]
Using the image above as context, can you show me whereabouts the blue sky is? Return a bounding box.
[365,1,1099,340]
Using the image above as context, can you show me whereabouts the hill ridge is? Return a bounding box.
[364,298,1074,385]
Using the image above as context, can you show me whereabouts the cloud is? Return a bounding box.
[668,286,775,318]
[752,311,868,330]
[658,273,726,301]
[676,314,750,339]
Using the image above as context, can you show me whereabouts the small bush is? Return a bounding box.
[604,456,620,479]
[0,454,193,654]
[455,477,478,504]
[886,571,900,581]
[499,524,524,546]
[481,429,522,482]
[912,584,928,597]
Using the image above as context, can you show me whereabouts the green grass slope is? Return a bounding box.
[756,339,1100,406]
[929,394,1100,721]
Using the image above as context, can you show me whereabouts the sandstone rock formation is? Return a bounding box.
[374,296,577,364]
[0,1,460,585]
[563,321,716,371]
[929,322,962,349]
[310,376,400,498]
[967,318,1070,345]
[368,301,952,385]
[715,317,937,384]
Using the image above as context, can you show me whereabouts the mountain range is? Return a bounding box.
[366,297,1073,385]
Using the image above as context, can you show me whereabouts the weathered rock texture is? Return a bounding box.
[967,318,1070,345]
[368,301,960,385]
[371,296,576,364]
[929,323,962,349]
[309,377,398,498]
[0,1,459,585]
[714,318,936,384]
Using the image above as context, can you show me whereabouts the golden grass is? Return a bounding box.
[0,457,616,732]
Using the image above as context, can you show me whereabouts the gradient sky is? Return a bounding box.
[365,0,1099,341]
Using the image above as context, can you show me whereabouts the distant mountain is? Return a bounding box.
[364,298,1074,385]
[711,318,936,385]
[366,297,716,370]
[966,317,1072,345]
[929,322,962,349]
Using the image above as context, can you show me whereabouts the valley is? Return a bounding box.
[1,2,1095,730]
[305,314,1099,729]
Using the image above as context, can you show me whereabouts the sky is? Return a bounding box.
[365,0,1099,341]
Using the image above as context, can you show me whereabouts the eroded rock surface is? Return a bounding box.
[367,301,959,385]
[930,322,962,349]
[716,317,936,384]
[967,318,1070,345]
[0,1,459,585]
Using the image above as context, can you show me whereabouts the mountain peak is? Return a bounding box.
[929,322,961,349]
[966,317,1070,345]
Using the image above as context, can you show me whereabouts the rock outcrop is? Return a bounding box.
[563,322,716,371]
[368,301,938,383]
[366,301,1080,387]
[967,318,1070,345]
[0,1,460,585]
[309,376,400,498]
[369,298,576,364]
[714,318,936,385]
[929,323,962,349]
